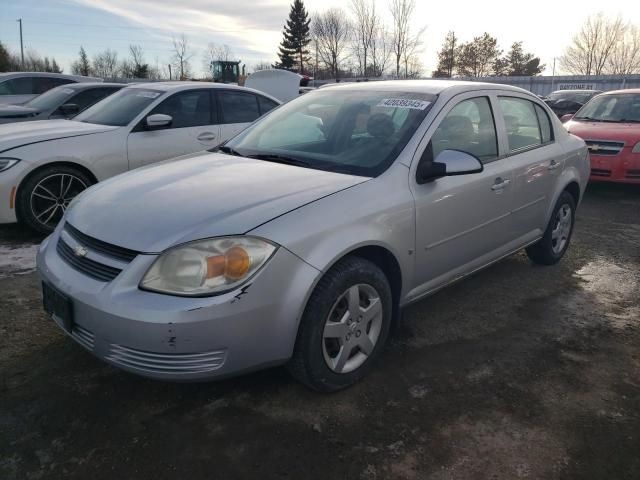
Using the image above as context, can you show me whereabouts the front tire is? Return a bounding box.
[526,191,576,265]
[288,257,393,392]
[17,165,92,234]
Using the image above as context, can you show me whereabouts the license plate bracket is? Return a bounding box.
[42,282,74,333]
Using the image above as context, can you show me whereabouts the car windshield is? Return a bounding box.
[74,88,163,126]
[24,86,75,110]
[223,89,436,177]
[547,91,594,103]
[574,94,640,122]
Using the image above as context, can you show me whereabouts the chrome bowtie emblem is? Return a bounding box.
[73,245,88,258]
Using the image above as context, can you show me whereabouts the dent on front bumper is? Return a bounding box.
[589,149,640,183]
[36,226,320,381]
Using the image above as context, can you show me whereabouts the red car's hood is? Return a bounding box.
[565,120,640,146]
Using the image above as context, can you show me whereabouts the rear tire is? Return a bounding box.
[288,257,393,392]
[526,191,576,265]
[17,165,93,235]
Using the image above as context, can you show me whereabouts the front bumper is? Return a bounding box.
[0,160,31,224]
[36,226,320,381]
[589,149,640,184]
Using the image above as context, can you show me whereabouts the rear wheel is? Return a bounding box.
[526,191,576,265]
[288,257,392,392]
[17,165,93,234]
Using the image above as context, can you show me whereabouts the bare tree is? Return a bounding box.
[202,42,236,74]
[251,61,273,72]
[350,0,379,76]
[402,26,425,78]
[172,34,193,80]
[560,14,626,75]
[370,23,391,77]
[389,0,416,78]
[606,24,640,74]
[92,49,119,78]
[313,8,351,80]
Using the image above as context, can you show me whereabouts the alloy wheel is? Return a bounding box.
[551,203,572,255]
[322,283,383,374]
[29,173,87,229]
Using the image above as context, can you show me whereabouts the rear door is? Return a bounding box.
[217,90,263,141]
[127,89,220,170]
[410,93,515,296]
[496,95,563,239]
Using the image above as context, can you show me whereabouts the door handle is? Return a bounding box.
[548,160,560,170]
[197,132,217,141]
[491,178,511,191]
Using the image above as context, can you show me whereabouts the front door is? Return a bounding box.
[127,89,220,170]
[409,94,514,299]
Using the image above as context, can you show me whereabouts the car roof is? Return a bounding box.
[600,88,640,95]
[549,89,601,94]
[63,82,124,90]
[0,72,101,82]
[125,81,282,103]
[315,79,539,98]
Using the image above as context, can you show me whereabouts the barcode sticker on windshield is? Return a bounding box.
[61,88,74,94]
[136,91,160,98]
[377,98,430,110]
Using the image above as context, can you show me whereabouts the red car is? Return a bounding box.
[563,89,640,184]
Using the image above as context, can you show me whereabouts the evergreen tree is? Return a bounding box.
[504,42,544,76]
[274,0,311,73]
[51,58,62,73]
[72,46,92,76]
[0,42,15,72]
[432,31,457,77]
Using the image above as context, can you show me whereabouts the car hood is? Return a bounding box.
[0,120,118,153]
[65,152,368,253]
[0,104,40,118]
[565,120,640,145]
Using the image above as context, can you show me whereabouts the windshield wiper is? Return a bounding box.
[618,119,640,123]
[246,153,311,168]
[574,116,601,122]
[214,145,243,156]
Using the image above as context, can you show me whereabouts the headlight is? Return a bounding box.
[140,236,277,296]
[0,158,20,172]
[632,142,640,153]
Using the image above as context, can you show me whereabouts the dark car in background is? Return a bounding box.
[544,89,602,119]
[0,83,124,124]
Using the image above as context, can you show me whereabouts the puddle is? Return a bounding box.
[0,244,39,278]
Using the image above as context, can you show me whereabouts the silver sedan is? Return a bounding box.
[37,80,589,391]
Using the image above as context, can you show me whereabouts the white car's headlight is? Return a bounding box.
[0,158,20,172]
[140,236,277,296]
[632,142,640,153]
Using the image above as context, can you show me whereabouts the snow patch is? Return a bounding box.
[0,243,39,277]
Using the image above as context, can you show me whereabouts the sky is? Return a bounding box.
[1,0,639,77]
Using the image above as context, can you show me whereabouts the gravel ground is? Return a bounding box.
[1,183,639,480]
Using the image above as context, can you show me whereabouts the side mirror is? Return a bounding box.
[146,113,172,128]
[560,113,574,123]
[59,103,79,116]
[417,149,483,184]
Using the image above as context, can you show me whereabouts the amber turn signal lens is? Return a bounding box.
[206,255,226,279]
[224,246,251,280]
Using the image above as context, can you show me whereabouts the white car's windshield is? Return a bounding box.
[75,88,163,126]
[223,89,436,177]
[24,86,74,110]
[574,94,640,123]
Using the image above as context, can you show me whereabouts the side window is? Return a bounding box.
[431,96,498,163]
[0,77,35,95]
[534,104,553,143]
[258,95,278,115]
[35,77,74,94]
[219,91,260,124]
[148,90,212,129]
[499,97,542,152]
[67,88,115,112]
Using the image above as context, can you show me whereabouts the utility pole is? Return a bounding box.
[17,19,24,68]
[168,64,172,80]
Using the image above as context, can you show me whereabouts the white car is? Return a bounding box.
[0,82,281,233]
[0,72,101,105]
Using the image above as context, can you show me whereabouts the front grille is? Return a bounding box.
[105,343,227,375]
[591,168,611,177]
[585,140,624,156]
[57,238,122,282]
[71,324,95,351]
[64,222,138,262]
[625,169,640,179]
